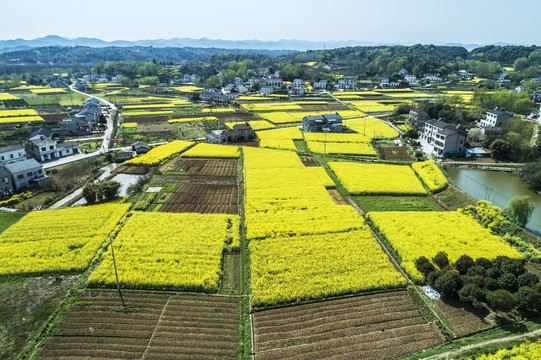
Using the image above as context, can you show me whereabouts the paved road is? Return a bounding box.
[42,86,118,169]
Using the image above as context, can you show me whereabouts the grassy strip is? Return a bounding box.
[238,150,252,359]
[402,316,541,359]
[354,196,443,212]
[293,139,309,153]
[408,285,457,339]
[313,154,349,198]
[0,212,26,233]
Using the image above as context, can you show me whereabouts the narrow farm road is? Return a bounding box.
[423,327,541,359]
[43,86,118,169]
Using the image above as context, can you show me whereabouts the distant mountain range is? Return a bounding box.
[0,35,515,53]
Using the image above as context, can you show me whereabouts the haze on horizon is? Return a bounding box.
[2,0,540,46]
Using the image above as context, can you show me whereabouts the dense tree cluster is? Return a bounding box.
[416,253,541,313]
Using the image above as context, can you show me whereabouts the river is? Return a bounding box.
[446,168,541,236]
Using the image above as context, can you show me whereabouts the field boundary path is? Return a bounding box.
[423,327,541,359]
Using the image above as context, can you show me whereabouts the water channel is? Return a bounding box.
[446,168,541,236]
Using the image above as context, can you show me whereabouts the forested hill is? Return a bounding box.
[0,46,294,66]
[281,44,540,77]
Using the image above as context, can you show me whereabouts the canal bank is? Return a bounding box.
[446,168,541,236]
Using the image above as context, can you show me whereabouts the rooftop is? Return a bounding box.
[4,158,42,173]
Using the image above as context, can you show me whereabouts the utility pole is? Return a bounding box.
[109,236,125,308]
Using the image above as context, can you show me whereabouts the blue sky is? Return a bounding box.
[2,0,540,45]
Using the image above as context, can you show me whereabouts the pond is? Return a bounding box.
[446,168,541,236]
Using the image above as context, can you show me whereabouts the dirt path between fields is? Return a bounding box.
[423,327,541,359]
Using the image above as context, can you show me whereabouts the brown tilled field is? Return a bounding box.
[158,158,239,214]
[253,291,444,360]
[38,292,239,360]
[380,146,414,161]
[436,298,491,336]
[161,183,238,214]
[161,158,238,177]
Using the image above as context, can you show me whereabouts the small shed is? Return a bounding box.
[132,141,149,155]
[114,151,133,163]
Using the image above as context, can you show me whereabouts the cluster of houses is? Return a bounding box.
[0,144,48,198]
[205,123,253,144]
[412,107,519,158]
[381,68,474,88]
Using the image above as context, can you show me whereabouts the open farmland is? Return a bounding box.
[329,162,427,195]
[39,292,239,359]
[161,183,238,214]
[253,290,443,360]
[367,211,523,282]
[345,118,399,138]
[0,204,130,275]
[250,229,406,307]
[88,212,240,291]
[158,158,239,213]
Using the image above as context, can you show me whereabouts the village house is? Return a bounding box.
[336,79,357,90]
[201,88,227,103]
[205,130,225,144]
[0,144,27,165]
[404,75,418,85]
[399,68,408,76]
[419,119,466,157]
[408,108,429,127]
[259,86,274,95]
[131,141,149,155]
[312,79,327,90]
[4,159,48,191]
[267,78,283,87]
[289,79,305,96]
[0,166,15,197]
[479,110,514,128]
[219,123,253,143]
[380,78,390,87]
[302,113,343,133]
[26,136,80,162]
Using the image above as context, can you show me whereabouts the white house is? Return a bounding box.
[313,79,327,90]
[479,110,514,128]
[259,86,274,95]
[404,75,418,84]
[267,78,283,87]
[336,79,357,89]
[419,119,466,156]
[0,145,26,165]
[381,78,390,87]
[399,68,408,76]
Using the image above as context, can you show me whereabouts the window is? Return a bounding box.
[49,145,54,150]
[1,156,4,160]
[41,147,46,151]
[27,172,33,177]
[17,174,24,179]
[10,154,13,158]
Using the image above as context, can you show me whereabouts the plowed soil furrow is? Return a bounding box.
[54,328,153,338]
[159,312,238,321]
[38,349,143,359]
[144,354,234,360]
[148,338,236,350]
[57,322,153,332]
[254,300,415,328]
[43,336,148,347]
[145,344,236,356]
[156,319,238,330]
[255,309,422,337]
[255,316,427,349]
[254,291,407,319]
[256,323,441,360]
[149,331,237,343]
[39,340,147,353]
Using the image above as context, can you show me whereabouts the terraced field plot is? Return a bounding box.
[253,291,443,360]
[159,158,239,214]
[161,183,238,214]
[39,292,239,359]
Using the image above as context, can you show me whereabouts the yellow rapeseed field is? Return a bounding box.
[0,204,130,275]
[88,212,240,292]
[329,162,427,195]
[367,211,522,282]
